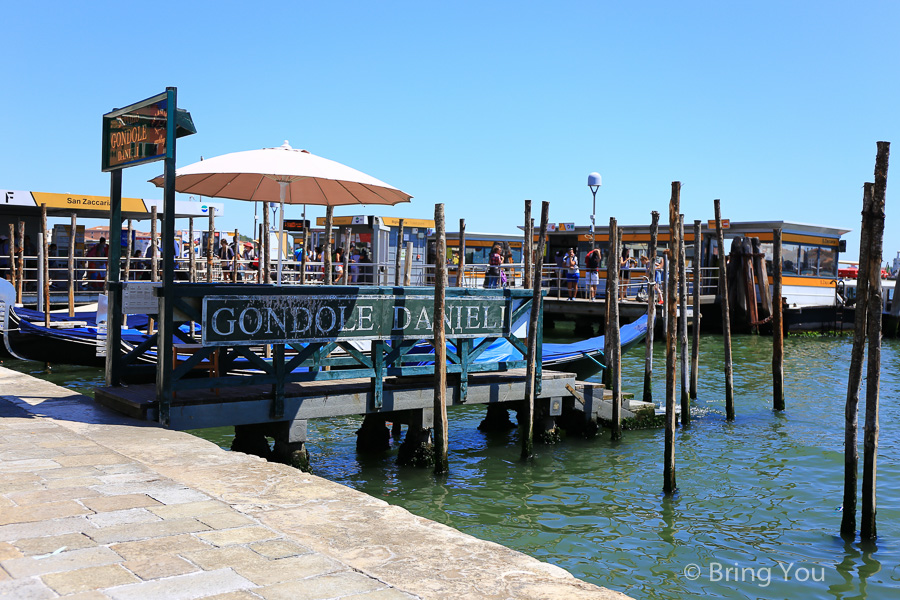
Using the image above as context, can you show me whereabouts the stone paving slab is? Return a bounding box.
[0,366,631,599]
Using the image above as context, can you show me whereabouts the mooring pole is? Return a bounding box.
[433,204,449,474]
[644,211,659,404]
[148,206,158,334]
[862,141,889,541]
[664,182,681,496]
[524,200,532,289]
[842,183,873,539]
[678,214,689,426]
[8,224,17,301]
[187,218,195,283]
[714,199,735,421]
[609,218,622,440]
[772,228,785,412]
[603,225,617,390]
[690,219,701,399]
[40,204,49,326]
[300,222,309,285]
[17,221,25,304]
[394,218,405,286]
[457,219,466,287]
[323,206,334,285]
[207,207,216,283]
[232,228,239,283]
[403,241,413,286]
[343,228,352,285]
[124,219,133,282]
[67,216,75,317]
[523,201,550,460]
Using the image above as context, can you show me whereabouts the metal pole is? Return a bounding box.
[67,216,75,317]
[323,206,334,285]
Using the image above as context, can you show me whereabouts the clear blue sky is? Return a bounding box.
[3,1,898,261]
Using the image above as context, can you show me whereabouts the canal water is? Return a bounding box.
[5,329,898,599]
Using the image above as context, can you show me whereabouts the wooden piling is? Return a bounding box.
[678,214,689,425]
[643,211,659,403]
[67,216,75,317]
[323,206,334,285]
[403,241,413,286]
[343,228,352,285]
[395,219,405,286]
[772,229,785,411]
[8,224,16,296]
[524,201,532,289]
[752,237,772,319]
[660,254,668,336]
[714,199,735,421]
[608,218,622,440]
[841,183,873,539]
[862,141,889,541]
[433,204,449,475]
[17,221,24,304]
[457,219,466,287]
[263,203,271,283]
[690,219,701,399]
[124,220,133,282]
[523,201,550,460]
[664,182,681,496]
[232,229,239,283]
[40,204,49,326]
[188,218,195,283]
[207,207,215,283]
[300,222,309,284]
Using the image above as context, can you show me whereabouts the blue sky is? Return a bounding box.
[3,1,898,261]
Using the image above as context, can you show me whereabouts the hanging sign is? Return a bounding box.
[102,92,170,172]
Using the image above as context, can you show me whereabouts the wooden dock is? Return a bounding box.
[95,369,608,431]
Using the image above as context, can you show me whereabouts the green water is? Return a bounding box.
[6,330,898,599]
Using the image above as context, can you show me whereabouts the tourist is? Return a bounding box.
[585,247,601,301]
[485,244,503,288]
[563,247,579,300]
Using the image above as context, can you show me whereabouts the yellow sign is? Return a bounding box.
[31,192,147,213]
[708,219,730,229]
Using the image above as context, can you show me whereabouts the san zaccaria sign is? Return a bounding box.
[201,294,510,346]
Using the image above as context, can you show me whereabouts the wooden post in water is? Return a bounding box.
[661,254,668,336]
[150,206,159,283]
[678,214,689,425]
[67,216,75,317]
[603,225,616,390]
[233,229,239,283]
[690,219,701,399]
[343,228,352,285]
[207,207,215,283]
[394,219,405,286]
[772,229,785,411]
[457,219,466,287]
[523,201,550,460]
[862,141,889,541]
[300,222,309,285]
[524,201,532,289]
[433,204,449,475]
[188,218,195,283]
[643,211,659,403]
[841,183,873,539]
[608,218,622,440]
[664,182,681,496]
[8,224,16,297]
[403,241,413,286]
[323,206,334,285]
[752,237,772,320]
[17,221,24,304]
[124,220,133,282]
[149,206,159,334]
[41,204,49,326]
[714,199,735,421]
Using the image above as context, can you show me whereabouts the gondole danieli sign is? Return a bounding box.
[102,92,170,171]
[201,294,510,346]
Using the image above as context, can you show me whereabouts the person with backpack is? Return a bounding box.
[585,247,601,301]
[485,244,503,288]
[563,247,579,300]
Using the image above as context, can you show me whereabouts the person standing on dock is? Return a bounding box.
[485,244,503,288]
[585,247,601,301]
[564,247,579,300]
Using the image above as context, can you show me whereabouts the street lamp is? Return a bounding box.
[587,172,602,248]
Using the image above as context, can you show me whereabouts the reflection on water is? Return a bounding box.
[4,327,898,599]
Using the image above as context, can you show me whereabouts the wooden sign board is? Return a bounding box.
[201,294,510,346]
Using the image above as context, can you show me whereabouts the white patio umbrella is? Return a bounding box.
[150,141,412,282]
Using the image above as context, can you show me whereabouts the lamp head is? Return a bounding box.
[587,172,602,193]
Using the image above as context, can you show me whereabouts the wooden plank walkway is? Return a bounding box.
[95,369,611,430]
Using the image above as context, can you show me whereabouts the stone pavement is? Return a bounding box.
[0,366,631,600]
